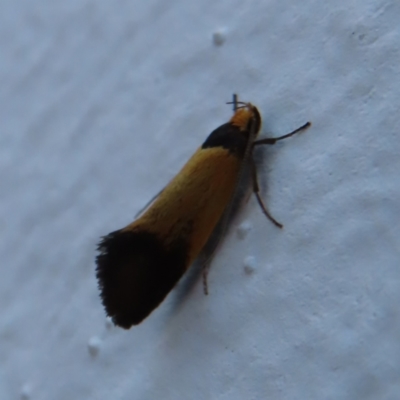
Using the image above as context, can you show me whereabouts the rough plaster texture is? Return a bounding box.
[1,0,399,399]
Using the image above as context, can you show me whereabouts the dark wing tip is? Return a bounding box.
[96,229,149,328]
[95,229,188,328]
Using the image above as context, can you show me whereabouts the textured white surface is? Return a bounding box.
[1,0,400,399]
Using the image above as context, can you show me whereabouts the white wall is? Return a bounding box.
[1,0,399,399]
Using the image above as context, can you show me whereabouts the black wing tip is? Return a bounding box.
[95,230,144,329]
[95,229,189,329]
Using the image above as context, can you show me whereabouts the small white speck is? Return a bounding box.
[243,256,257,275]
[237,221,252,239]
[212,30,226,46]
[105,316,114,330]
[88,336,102,357]
[20,384,31,400]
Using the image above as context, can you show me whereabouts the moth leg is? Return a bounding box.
[250,157,283,229]
[253,122,311,146]
[199,209,233,296]
[202,263,210,295]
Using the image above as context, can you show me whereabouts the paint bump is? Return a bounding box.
[243,256,256,275]
[105,316,113,330]
[88,336,102,357]
[212,30,226,46]
[237,221,252,239]
[20,384,31,400]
